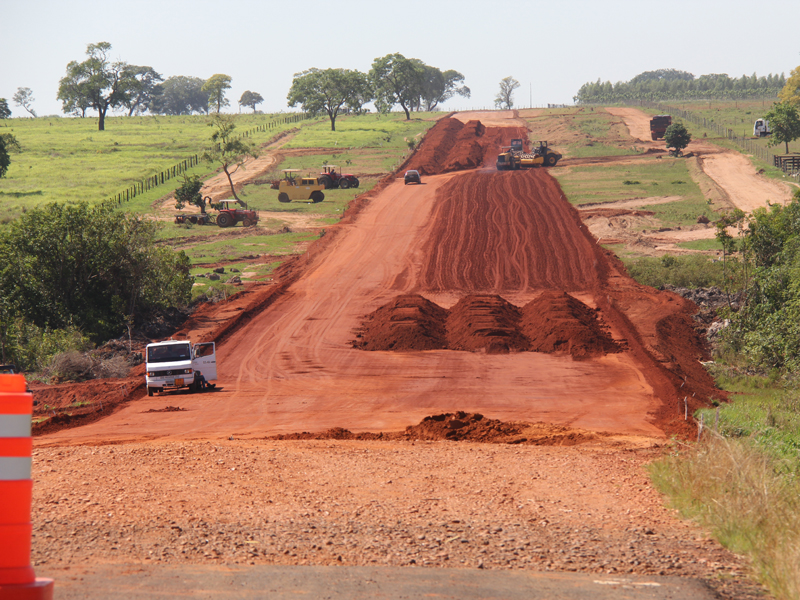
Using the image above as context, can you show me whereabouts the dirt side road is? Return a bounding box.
[606,107,793,212]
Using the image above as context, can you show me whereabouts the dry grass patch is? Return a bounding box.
[651,436,800,600]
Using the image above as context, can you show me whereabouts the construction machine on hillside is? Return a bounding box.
[496,139,561,170]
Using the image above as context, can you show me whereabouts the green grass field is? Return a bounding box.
[553,156,715,226]
[0,113,313,215]
[0,111,437,272]
[523,107,641,159]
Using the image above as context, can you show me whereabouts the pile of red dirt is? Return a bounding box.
[355,293,621,358]
[352,294,447,351]
[401,118,517,176]
[521,291,623,359]
[143,406,187,413]
[441,120,487,172]
[446,295,529,354]
[405,118,465,175]
[401,411,526,441]
[268,412,609,445]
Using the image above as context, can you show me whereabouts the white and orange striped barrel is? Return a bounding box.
[0,374,53,599]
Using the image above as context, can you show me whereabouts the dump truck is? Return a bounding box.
[271,170,325,203]
[650,115,672,140]
[145,339,217,396]
[496,139,561,170]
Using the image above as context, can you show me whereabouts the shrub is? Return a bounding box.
[623,254,734,289]
[48,350,94,382]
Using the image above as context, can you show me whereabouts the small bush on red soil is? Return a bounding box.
[47,351,94,382]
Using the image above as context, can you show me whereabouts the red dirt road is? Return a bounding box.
[39,118,713,446]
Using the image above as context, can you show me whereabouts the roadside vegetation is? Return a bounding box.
[648,188,800,600]
[0,202,191,371]
[565,109,641,158]
[623,254,730,289]
[555,158,714,223]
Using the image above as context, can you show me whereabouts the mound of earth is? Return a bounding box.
[441,120,487,172]
[403,117,465,176]
[401,118,520,176]
[520,291,623,359]
[446,294,529,354]
[268,412,608,445]
[355,293,622,358]
[352,294,447,351]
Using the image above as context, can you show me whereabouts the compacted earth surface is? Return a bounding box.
[30,109,782,598]
[33,440,763,599]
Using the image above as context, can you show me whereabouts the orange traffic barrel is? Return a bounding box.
[0,374,53,600]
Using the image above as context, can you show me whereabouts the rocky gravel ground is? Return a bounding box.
[31,439,766,599]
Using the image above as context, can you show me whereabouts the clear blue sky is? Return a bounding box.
[2,0,799,118]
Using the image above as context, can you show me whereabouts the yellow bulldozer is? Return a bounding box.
[271,169,325,203]
[496,139,561,170]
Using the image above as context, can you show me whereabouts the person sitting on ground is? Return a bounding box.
[196,372,215,390]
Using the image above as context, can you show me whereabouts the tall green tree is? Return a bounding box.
[0,99,9,119]
[149,76,209,115]
[57,42,135,130]
[202,74,232,113]
[201,114,259,201]
[369,54,425,120]
[123,66,163,116]
[288,68,371,130]
[494,76,520,109]
[764,102,800,154]
[0,202,192,341]
[12,87,36,117]
[419,67,470,111]
[629,69,694,85]
[239,90,264,113]
[174,174,208,214]
[0,133,21,179]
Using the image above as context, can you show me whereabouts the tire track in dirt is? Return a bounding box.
[417,170,600,293]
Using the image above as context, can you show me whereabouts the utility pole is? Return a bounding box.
[530,83,532,109]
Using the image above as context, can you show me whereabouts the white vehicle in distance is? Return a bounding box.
[145,340,217,396]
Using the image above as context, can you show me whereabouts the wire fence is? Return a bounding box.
[107,112,311,205]
[637,101,799,178]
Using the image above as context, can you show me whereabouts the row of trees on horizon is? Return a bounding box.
[0,43,471,132]
[575,69,787,104]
